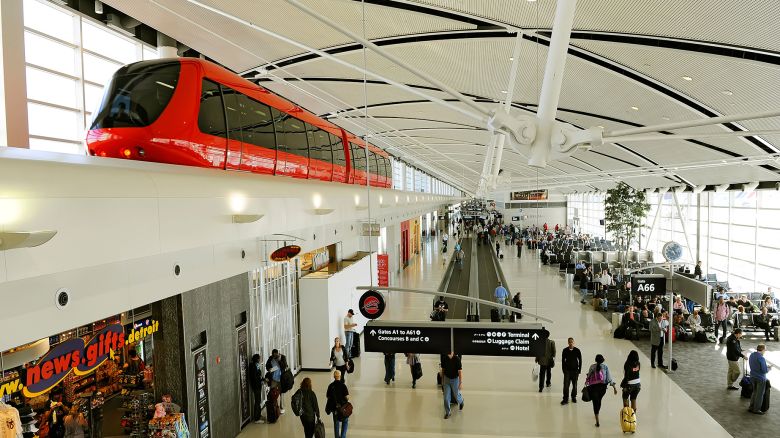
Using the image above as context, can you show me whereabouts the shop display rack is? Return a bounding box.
[120,389,153,438]
[149,413,190,438]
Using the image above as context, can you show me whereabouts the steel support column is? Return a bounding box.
[0,0,29,148]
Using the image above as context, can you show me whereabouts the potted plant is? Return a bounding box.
[604,182,650,273]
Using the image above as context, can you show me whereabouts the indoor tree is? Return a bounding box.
[604,182,650,270]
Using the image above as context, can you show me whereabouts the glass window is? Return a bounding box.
[143,47,158,61]
[757,209,780,228]
[757,227,780,243]
[279,116,308,158]
[759,191,780,209]
[710,207,729,223]
[731,242,755,262]
[732,191,757,208]
[709,238,728,256]
[731,208,756,226]
[24,31,77,75]
[757,246,780,263]
[712,192,729,207]
[82,21,137,64]
[330,133,345,166]
[84,83,104,114]
[221,87,242,141]
[28,102,81,140]
[730,225,755,244]
[307,126,331,163]
[710,222,728,239]
[197,79,226,138]
[29,137,82,154]
[83,52,123,85]
[238,94,275,148]
[351,143,366,171]
[25,66,78,108]
[368,150,378,173]
[90,62,180,129]
[23,0,75,43]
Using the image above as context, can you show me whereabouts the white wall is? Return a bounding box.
[0,149,460,350]
[298,253,377,370]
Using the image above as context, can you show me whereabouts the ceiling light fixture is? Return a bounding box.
[631,106,639,111]
[501,90,508,94]
[0,231,58,251]
[509,57,514,61]
[722,90,734,96]
[682,76,693,81]
[661,116,671,121]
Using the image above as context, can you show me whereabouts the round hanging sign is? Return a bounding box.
[358,289,385,320]
[270,245,301,261]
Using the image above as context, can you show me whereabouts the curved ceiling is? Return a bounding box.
[103,0,780,194]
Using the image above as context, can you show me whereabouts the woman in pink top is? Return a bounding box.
[714,297,730,343]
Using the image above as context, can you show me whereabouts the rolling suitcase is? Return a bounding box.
[762,381,770,412]
[620,406,636,433]
[740,375,752,399]
[491,308,501,322]
[351,332,361,358]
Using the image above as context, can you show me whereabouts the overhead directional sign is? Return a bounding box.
[453,327,548,357]
[364,321,547,356]
[364,325,451,354]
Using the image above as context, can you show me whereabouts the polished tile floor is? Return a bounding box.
[240,236,734,437]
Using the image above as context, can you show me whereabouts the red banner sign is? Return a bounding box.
[377,254,389,287]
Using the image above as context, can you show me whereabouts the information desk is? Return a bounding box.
[365,320,547,357]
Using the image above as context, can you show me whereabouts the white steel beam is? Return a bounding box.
[528,0,578,168]
[605,109,780,138]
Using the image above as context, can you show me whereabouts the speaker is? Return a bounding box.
[599,219,605,225]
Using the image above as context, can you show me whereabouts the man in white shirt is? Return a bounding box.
[343,309,357,354]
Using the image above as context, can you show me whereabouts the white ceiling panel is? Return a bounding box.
[408,0,780,53]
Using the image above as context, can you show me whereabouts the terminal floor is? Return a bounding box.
[240,237,734,437]
[585,282,780,436]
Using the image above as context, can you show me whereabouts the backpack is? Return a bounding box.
[291,389,303,416]
[281,369,294,393]
[585,364,605,386]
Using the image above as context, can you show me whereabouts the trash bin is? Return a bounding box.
[612,312,622,329]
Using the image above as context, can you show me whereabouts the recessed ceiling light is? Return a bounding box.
[631,106,639,111]
[661,116,671,121]
[722,90,734,96]
[501,90,508,94]
[682,76,693,81]
[596,125,604,129]
[509,57,514,61]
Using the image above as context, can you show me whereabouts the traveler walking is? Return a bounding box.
[748,344,771,414]
[406,353,421,388]
[249,354,265,423]
[440,351,464,419]
[383,353,396,385]
[266,349,289,413]
[329,337,351,382]
[560,337,582,404]
[516,238,522,257]
[294,378,321,438]
[495,241,501,258]
[649,313,667,369]
[535,330,556,392]
[714,296,730,343]
[584,354,617,427]
[621,350,641,413]
[726,329,747,390]
[326,370,351,438]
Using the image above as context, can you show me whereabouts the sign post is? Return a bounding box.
[364,325,452,354]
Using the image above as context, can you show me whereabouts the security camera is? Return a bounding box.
[55,288,70,309]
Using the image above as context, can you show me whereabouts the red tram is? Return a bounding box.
[86,58,391,188]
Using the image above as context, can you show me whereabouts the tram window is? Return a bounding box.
[237,94,275,149]
[351,143,366,172]
[91,61,180,129]
[221,86,242,142]
[368,150,378,173]
[197,79,226,137]
[330,133,346,167]
[279,116,309,158]
[307,125,332,163]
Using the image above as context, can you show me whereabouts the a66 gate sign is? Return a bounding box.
[631,275,667,295]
